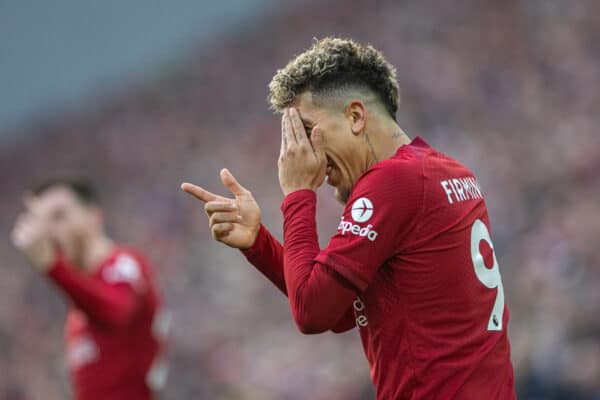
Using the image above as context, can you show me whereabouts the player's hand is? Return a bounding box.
[278,107,327,196]
[181,169,261,250]
[11,202,56,272]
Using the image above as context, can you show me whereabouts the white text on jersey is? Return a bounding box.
[440,176,483,204]
[338,216,379,241]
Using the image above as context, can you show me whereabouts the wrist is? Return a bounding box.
[41,252,62,274]
[240,224,262,251]
[281,189,317,215]
[241,224,267,254]
[282,187,316,197]
[284,188,316,197]
[281,184,316,197]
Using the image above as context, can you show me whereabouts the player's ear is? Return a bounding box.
[345,100,366,136]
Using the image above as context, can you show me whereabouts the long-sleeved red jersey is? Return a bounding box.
[243,137,515,399]
[48,247,167,400]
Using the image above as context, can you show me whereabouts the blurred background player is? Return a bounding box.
[182,38,515,399]
[11,176,168,400]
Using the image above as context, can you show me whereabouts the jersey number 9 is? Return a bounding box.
[470,219,505,331]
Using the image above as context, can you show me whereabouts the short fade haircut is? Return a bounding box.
[268,37,399,119]
[32,175,99,205]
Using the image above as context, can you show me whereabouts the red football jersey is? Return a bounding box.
[48,247,168,400]
[314,137,515,399]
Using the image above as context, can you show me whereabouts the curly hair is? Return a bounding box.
[268,37,399,119]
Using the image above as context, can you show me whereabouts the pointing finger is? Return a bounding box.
[181,183,223,203]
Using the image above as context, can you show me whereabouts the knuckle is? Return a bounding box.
[213,223,229,238]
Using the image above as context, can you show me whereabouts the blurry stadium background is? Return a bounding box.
[1,0,599,399]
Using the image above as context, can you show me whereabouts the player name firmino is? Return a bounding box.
[440,176,483,205]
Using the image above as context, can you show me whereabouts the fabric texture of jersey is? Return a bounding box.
[313,137,515,399]
[48,247,166,400]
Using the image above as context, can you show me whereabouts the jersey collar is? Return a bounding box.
[410,136,430,148]
[394,136,430,157]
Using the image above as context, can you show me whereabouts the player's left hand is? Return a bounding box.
[11,200,56,272]
[278,107,327,196]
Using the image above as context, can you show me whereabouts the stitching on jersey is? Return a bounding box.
[399,148,428,253]
[391,147,428,396]
[397,282,420,396]
[317,251,368,292]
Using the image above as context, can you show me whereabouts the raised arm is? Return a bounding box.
[48,255,140,328]
[241,224,287,294]
[181,169,288,292]
[11,207,141,329]
[181,168,356,333]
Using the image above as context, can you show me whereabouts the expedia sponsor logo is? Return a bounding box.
[351,197,374,222]
[337,216,378,241]
[353,297,368,327]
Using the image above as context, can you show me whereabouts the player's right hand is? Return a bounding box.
[181,168,261,250]
[11,206,56,271]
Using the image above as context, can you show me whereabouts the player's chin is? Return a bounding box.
[326,171,350,204]
[328,182,350,204]
[335,188,352,204]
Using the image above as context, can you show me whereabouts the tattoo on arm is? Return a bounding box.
[364,132,379,163]
[391,131,402,139]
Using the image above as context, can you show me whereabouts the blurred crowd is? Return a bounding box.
[1,0,599,398]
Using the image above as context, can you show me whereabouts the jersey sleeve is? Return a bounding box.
[315,162,423,292]
[281,190,359,334]
[241,224,287,295]
[48,252,147,328]
[241,221,357,334]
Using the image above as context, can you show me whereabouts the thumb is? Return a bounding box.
[220,168,248,197]
[311,127,327,166]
